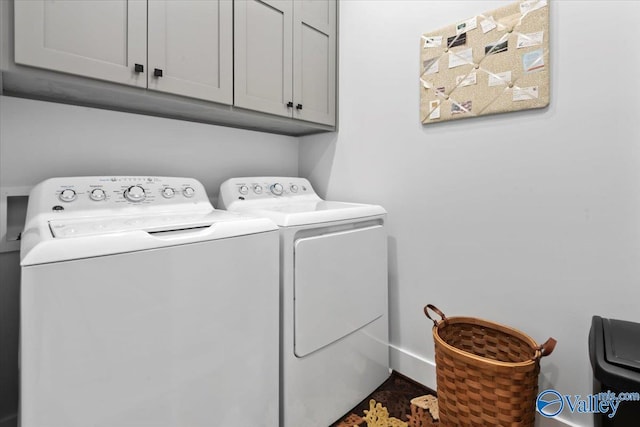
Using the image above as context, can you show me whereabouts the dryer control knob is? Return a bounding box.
[59,189,77,202]
[124,185,146,202]
[270,183,284,196]
[239,185,249,195]
[183,186,196,198]
[90,188,106,201]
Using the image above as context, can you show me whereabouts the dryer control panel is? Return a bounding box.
[219,177,318,209]
[31,176,210,214]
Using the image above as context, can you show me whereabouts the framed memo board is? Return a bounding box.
[420,0,549,124]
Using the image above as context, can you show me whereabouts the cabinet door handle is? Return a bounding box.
[134,64,144,73]
[154,68,163,77]
[296,104,303,110]
[286,101,294,108]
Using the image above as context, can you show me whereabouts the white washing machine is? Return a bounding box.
[219,177,390,427]
[20,176,279,427]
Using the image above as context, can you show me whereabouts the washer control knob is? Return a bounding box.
[270,183,284,196]
[59,189,77,202]
[124,185,146,202]
[162,187,176,199]
[290,184,299,193]
[183,186,196,198]
[253,185,263,194]
[90,188,106,201]
[239,185,249,195]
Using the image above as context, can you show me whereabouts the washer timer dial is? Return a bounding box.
[124,185,146,202]
[270,183,284,196]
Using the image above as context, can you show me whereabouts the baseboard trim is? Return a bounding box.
[389,345,585,427]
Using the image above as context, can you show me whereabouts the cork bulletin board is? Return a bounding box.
[420,0,549,124]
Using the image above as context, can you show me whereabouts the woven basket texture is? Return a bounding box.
[433,317,541,427]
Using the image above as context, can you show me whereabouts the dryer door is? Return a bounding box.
[294,225,387,357]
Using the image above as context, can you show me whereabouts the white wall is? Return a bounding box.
[0,96,299,199]
[0,95,299,424]
[300,1,640,426]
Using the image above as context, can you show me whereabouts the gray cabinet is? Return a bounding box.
[4,0,336,134]
[235,0,336,126]
[14,0,148,88]
[147,1,233,104]
[14,0,233,104]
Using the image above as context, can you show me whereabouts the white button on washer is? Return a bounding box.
[162,187,176,199]
[253,185,263,194]
[59,189,77,202]
[183,186,196,198]
[239,185,249,195]
[290,185,298,193]
[90,188,106,201]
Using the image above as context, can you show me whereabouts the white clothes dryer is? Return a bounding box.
[219,177,390,427]
[20,176,279,427]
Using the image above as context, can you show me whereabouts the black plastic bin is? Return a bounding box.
[589,316,640,427]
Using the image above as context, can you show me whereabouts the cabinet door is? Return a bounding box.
[234,0,293,117]
[14,0,146,88]
[148,0,232,104]
[293,0,336,126]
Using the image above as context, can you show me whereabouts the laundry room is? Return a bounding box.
[1,1,640,427]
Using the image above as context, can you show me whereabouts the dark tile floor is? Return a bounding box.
[331,371,436,426]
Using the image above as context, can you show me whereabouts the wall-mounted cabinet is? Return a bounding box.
[234,0,336,126]
[2,0,336,136]
[14,0,233,104]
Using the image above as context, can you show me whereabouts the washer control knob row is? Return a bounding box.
[270,183,284,196]
[124,185,146,202]
[59,189,77,202]
[162,187,176,199]
[183,186,195,198]
[90,188,106,201]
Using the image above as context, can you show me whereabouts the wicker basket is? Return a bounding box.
[424,305,556,427]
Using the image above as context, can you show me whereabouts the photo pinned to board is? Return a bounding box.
[484,40,508,55]
[449,47,473,68]
[447,32,467,48]
[513,86,539,101]
[522,49,545,73]
[456,72,477,87]
[428,100,441,120]
[487,70,512,87]
[423,35,443,48]
[516,31,544,49]
[422,57,439,75]
[451,100,472,115]
[456,17,477,34]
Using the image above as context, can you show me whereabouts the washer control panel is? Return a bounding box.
[40,176,208,213]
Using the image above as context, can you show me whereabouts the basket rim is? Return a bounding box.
[432,315,542,367]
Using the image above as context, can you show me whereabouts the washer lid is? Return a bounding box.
[232,200,386,227]
[603,318,640,372]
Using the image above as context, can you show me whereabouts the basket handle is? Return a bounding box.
[424,304,447,327]
[536,337,557,359]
